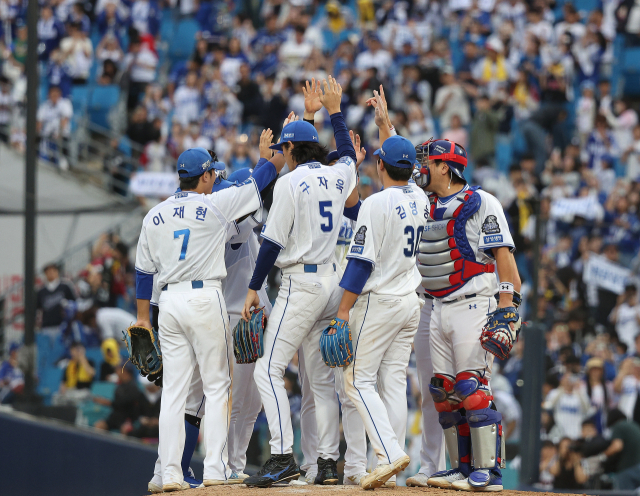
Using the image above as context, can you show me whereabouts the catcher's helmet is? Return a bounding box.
[415,139,468,186]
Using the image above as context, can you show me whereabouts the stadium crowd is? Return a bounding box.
[2,0,640,490]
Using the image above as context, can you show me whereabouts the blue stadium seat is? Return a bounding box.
[91,381,117,401]
[623,47,640,72]
[160,17,176,45]
[37,366,64,405]
[88,85,120,129]
[71,86,90,113]
[495,136,513,174]
[169,19,199,62]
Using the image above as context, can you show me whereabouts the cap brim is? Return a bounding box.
[211,161,226,171]
[211,178,234,193]
[269,143,284,151]
[373,149,381,157]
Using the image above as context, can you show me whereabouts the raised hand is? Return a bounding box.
[283,110,299,129]
[350,130,366,167]
[259,128,274,160]
[302,78,323,119]
[319,76,343,115]
[366,85,392,129]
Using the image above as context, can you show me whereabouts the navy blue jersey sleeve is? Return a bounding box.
[343,200,361,221]
[135,270,154,300]
[339,258,373,295]
[330,112,356,162]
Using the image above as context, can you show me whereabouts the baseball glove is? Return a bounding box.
[320,318,353,368]
[122,325,163,386]
[233,307,267,364]
[480,307,520,360]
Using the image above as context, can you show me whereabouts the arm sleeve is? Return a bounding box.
[251,160,277,190]
[253,157,268,171]
[339,258,373,294]
[330,111,356,162]
[343,200,361,221]
[248,239,281,291]
[476,193,515,254]
[136,270,154,300]
[261,179,295,249]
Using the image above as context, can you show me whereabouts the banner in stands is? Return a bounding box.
[550,196,604,221]
[129,172,179,198]
[583,254,631,295]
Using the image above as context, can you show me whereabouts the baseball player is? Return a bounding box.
[367,87,447,487]
[411,138,521,492]
[329,134,428,489]
[134,146,284,491]
[240,78,359,488]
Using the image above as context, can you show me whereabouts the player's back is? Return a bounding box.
[141,191,233,289]
[349,186,429,296]
[262,157,356,268]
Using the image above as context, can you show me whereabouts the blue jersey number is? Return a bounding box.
[319,201,333,232]
[174,229,190,260]
[404,226,424,258]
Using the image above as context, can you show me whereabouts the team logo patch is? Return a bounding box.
[350,246,364,254]
[201,159,211,170]
[481,215,501,234]
[484,235,503,243]
[354,226,367,245]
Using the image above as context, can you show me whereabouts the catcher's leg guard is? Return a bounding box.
[429,374,471,476]
[466,406,504,474]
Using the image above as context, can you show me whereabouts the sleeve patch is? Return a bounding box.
[354,226,367,245]
[350,246,364,254]
[481,215,501,234]
[483,235,503,243]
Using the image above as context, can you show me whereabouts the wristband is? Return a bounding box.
[389,125,397,136]
[499,282,514,294]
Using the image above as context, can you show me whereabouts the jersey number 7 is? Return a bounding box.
[174,229,191,260]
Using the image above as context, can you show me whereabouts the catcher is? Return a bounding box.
[412,137,522,493]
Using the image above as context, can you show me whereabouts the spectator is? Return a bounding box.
[537,440,557,490]
[355,32,392,79]
[600,409,640,490]
[67,2,91,34]
[123,38,158,110]
[59,342,96,396]
[576,81,596,146]
[0,343,24,404]
[36,85,73,167]
[580,357,613,432]
[613,356,640,420]
[36,262,76,340]
[130,380,161,438]
[235,63,263,124]
[442,114,469,149]
[610,285,640,351]
[99,337,122,382]
[59,22,93,84]
[96,34,124,75]
[602,98,639,152]
[473,36,513,98]
[46,49,73,97]
[220,38,249,87]
[182,121,211,150]
[130,0,161,37]
[94,363,145,434]
[433,66,470,130]
[544,372,593,439]
[172,71,201,127]
[37,5,65,60]
[621,124,640,180]
[469,93,500,163]
[279,25,313,76]
[224,135,257,172]
[96,1,128,42]
[126,105,158,147]
[551,437,588,490]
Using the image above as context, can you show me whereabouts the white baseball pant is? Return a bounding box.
[344,292,422,465]
[253,264,341,459]
[414,297,446,476]
[158,281,233,485]
[429,295,497,381]
[298,348,368,479]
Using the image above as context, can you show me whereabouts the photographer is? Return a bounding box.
[551,437,588,490]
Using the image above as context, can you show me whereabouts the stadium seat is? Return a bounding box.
[71,86,90,114]
[169,19,199,62]
[88,85,120,129]
[37,366,64,405]
[623,47,640,73]
[495,136,513,174]
[91,381,117,401]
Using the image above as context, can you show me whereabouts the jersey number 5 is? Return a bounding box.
[174,229,190,260]
[404,226,424,258]
[319,201,333,232]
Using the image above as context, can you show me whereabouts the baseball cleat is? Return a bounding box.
[360,455,410,490]
[162,481,191,492]
[184,467,202,488]
[383,475,396,488]
[344,472,368,485]
[451,470,503,492]
[315,457,339,485]
[147,481,162,494]
[244,453,300,488]
[427,468,466,488]
[406,473,431,487]
[227,471,250,483]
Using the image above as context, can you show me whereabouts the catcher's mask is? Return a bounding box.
[414,138,468,188]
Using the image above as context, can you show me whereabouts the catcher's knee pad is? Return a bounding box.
[453,372,492,411]
[438,410,471,476]
[429,374,460,412]
[466,407,504,471]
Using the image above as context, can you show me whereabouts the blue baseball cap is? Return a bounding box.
[373,135,416,169]
[177,147,225,178]
[270,121,319,151]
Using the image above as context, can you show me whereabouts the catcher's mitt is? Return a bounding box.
[320,318,353,368]
[480,307,520,360]
[122,325,163,386]
[233,307,267,364]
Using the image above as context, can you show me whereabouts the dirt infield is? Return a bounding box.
[165,484,567,496]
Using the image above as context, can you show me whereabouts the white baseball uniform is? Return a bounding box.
[135,182,263,486]
[253,156,357,459]
[224,213,273,474]
[335,216,355,271]
[343,185,429,465]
